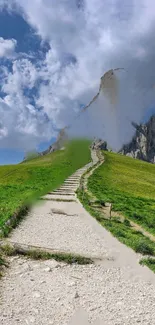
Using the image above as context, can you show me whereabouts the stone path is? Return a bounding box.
[0,150,155,325]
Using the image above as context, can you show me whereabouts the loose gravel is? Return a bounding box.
[0,150,155,324]
[0,257,155,325]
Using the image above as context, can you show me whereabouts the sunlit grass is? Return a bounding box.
[0,139,91,230]
[77,188,155,257]
[88,151,155,235]
[140,258,155,273]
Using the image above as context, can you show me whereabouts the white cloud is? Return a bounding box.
[0,0,155,150]
[0,60,55,150]
[0,93,55,150]
[0,123,8,138]
[2,59,37,93]
[0,37,17,58]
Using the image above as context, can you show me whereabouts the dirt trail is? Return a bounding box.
[0,150,155,325]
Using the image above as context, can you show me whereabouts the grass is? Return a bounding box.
[0,139,91,235]
[78,188,155,257]
[140,258,155,273]
[0,241,92,277]
[1,244,93,265]
[88,151,155,236]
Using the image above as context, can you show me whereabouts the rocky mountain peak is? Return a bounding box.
[121,115,155,163]
[91,116,155,164]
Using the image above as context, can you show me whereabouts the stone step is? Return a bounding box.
[52,194,75,197]
[65,178,80,181]
[63,182,79,186]
[41,163,91,203]
[63,185,79,188]
[52,189,75,192]
[54,189,75,192]
[59,185,76,188]
[68,181,80,184]
[54,187,75,191]
[58,190,76,193]
[54,192,75,195]
[69,173,81,176]
[50,192,75,196]
[67,177,80,180]
[63,184,78,188]
[41,194,76,201]
[58,188,76,191]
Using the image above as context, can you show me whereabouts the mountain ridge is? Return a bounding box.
[92,115,155,164]
[121,115,155,163]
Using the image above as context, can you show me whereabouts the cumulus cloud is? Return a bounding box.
[0,0,155,150]
[0,37,17,58]
[0,60,55,150]
[0,95,55,150]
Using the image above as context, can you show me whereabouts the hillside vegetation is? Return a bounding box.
[88,151,155,235]
[77,151,155,273]
[0,139,91,233]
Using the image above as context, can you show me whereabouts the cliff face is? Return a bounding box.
[91,139,109,151]
[91,116,155,164]
[24,129,68,161]
[40,128,68,156]
[121,116,155,163]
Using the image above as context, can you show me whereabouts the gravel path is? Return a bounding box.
[0,150,155,324]
[1,257,155,325]
[8,200,109,258]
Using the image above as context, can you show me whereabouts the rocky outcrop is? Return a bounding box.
[91,139,111,151]
[40,128,68,156]
[91,116,155,164]
[23,116,155,163]
[120,116,155,163]
[23,129,68,162]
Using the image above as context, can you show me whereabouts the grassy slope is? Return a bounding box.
[77,152,155,270]
[88,151,155,235]
[140,258,155,273]
[78,188,155,258]
[0,139,91,229]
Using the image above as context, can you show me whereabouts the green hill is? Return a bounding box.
[0,139,91,234]
[88,151,155,235]
[77,151,155,270]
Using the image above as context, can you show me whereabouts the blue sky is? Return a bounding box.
[0,140,56,165]
[0,1,155,164]
[0,148,23,165]
[0,8,54,163]
[0,11,33,51]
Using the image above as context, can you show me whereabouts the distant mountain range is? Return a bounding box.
[92,115,155,164]
[24,115,155,164]
[40,128,67,156]
[23,129,67,161]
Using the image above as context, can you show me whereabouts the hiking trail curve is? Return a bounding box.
[0,149,155,325]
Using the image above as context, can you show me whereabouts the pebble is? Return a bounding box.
[33,292,41,298]
[44,267,51,272]
[74,291,79,299]
[29,316,36,323]
[68,282,76,287]
[56,297,61,302]
[40,280,46,284]
[32,309,39,315]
